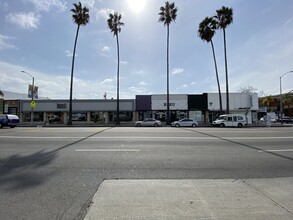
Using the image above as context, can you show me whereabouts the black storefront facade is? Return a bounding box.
[135,94,208,123]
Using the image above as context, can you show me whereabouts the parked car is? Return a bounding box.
[259,116,277,123]
[278,117,293,123]
[0,114,20,128]
[135,118,161,127]
[171,118,198,127]
[212,114,246,128]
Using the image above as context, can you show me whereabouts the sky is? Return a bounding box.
[0,0,293,100]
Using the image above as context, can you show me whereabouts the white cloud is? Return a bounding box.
[128,86,148,94]
[65,50,76,57]
[284,17,293,27]
[100,78,114,85]
[99,45,111,57]
[0,1,9,11]
[6,12,40,29]
[81,0,95,9]
[0,61,123,99]
[139,81,148,86]
[176,84,188,90]
[132,70,144,75]
[0,34,17,50]
[120,60,128,65]
[172,68,184,75]
[28,0,67,12]
[101,46,111,52]
[96,8,115,20]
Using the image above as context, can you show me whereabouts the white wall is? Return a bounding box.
[208,93,259,111]
[151,94,188,110]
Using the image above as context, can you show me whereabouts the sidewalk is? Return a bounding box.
[18,121,293,127]
[84,178,293,220]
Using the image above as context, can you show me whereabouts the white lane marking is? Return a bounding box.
[75,149,141,152]
[0,136,293,140]
[258,149,293,152]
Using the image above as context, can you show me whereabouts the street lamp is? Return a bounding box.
[21,70,35,124]
[280,70,293,125]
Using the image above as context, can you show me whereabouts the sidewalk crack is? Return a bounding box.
[242,179,293,216]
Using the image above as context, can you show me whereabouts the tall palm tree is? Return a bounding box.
[214,6,233,114]
[158,1,178,125]
[198,17,223,113]
[107,12,124,125]
[68,2,89,125]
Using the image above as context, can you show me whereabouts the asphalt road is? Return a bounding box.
[0,126,292,219]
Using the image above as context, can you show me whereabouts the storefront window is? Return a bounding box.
[189,111,203,122]
[23,112,44,122]
[72,112,86,121]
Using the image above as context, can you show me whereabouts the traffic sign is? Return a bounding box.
[31,101,36,108]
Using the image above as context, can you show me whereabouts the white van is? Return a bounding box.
[212,114,247,128]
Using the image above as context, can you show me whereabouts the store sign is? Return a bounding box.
[164,103,175,107]
[152,95,188,110]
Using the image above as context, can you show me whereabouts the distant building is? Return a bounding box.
[0,90,260,125]
[259,91,293,118]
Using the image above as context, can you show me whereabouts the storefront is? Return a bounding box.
[135,94,207,122]
[207,93,259,124]
[1,90,259,125]
[151,94,188,122]
[19,99,135,125]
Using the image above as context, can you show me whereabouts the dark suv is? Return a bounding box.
[0,114,20,128]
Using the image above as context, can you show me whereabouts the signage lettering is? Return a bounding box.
[164,103,175,107]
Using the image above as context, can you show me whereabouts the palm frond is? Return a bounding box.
[158,1,178,25]
[107,12,124,36]
[71,1,90,26]
[214,6,233,29]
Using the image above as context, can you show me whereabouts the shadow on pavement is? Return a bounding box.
[0,128,111,191]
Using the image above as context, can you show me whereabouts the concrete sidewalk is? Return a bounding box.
[84,178,293,220]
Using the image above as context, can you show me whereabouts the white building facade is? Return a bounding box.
[208,93,259,123]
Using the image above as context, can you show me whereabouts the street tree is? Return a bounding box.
[68,2,89,125]
[198,17,223,113]
[158,1,178,125]
[214,6,233,114]
[107,12,124,125]
[262,95,275,112]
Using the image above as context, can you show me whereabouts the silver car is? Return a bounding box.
[171,118,198,127]
[135,118,161,127]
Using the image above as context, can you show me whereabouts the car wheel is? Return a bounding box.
[237,123,243,128]
[192,123,197,127]
[219,123,225,127]
[10,125,16,128]
[136,123,141,127]
[0,123,3,128]
[154,123,158,127]
[175,124,180,127]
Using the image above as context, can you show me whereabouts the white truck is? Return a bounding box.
[212,114,247,128]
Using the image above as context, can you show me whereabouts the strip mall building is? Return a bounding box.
[0,91,259,125]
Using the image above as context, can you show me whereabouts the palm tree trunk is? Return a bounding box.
[223,28,229,114]
[116,34,120,125]
[166,24,170,125]
[68,24,80,125]
[211,40,222,113]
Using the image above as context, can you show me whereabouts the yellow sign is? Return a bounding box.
[31,101,36,108]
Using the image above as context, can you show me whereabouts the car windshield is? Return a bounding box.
[218,116,226,120]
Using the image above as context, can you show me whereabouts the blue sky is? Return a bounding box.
[0,0,293,99]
